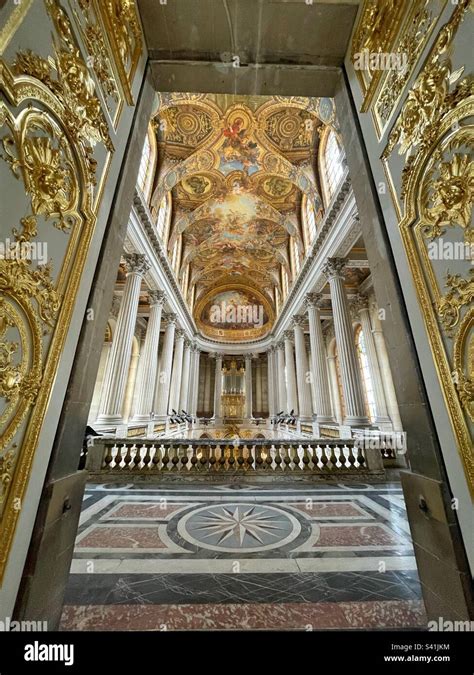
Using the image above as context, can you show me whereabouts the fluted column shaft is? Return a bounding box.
[245,354,253,418]
[96,254,149,424]
[155,316,176,416]
[191,349,201,416]
[276,343,286,412]
[213,354,223,418]
[169,329,185,413]
[305,294,334,423]
[284,331,299,415]
[323,259,369,426]
[292,319,313,419]
[267,348,276,416]
[133,291,165,421]
[357,298,391,424]
[179,340,192,412]
[372,316,403,431]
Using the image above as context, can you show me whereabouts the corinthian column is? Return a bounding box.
[169,328,185,413]
[354,294,392,426]
[305,293,334,423]
[96,253,150,425]
[283,330,298,415]
[179,338,192,412]
[267,347,276,416]
[322,258,369,426]
[132,290,165,421]
[155,313,176,417]
[292,316,313,420]
[244,353,254,418]
[276,342,286,412]
[212,353,224,420]
[191,347,201,416]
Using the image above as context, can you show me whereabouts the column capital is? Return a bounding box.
[175,328,185,340]
[148,289,166,307]
[163,312,177,326]
[292,315,306,329]
[245,352,256,361]
[304,292,323,309]
[276,341,285,350]
[352,293,370,313]
[123,252,150,277]
[183,336,192,349]
[322,257,346,280]
[283,330,294,342]
[210,352,223,361]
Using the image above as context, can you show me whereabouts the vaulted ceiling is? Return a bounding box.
[151,93,338,341]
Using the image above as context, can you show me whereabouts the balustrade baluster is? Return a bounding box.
[103,445,114,469]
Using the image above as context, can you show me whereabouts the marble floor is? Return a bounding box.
[60,482,428,631]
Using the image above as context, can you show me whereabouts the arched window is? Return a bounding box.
[302,195,317,249]
[137,127,156,200]
[156,193,171,244]
[171,235,182,275]
[356,325,376,422]
[320,128,345,204]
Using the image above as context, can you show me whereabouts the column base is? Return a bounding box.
[316,415,336,424]
[343,416,371,427]
[374,417,394,431]
[131,414,153,423]
[94,414,123,426]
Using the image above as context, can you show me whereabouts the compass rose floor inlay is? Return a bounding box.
[61,482,428,631]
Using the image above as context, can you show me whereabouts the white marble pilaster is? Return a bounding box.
[179,338,192,412]
[292,316,313,420]
[283,330,298,415]
[96,253,150,425]
[132,290,165,421]
[305,293,334,423]
[323,258,369,426]
[154,314,177,417]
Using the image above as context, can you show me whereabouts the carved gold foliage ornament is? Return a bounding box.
[437,270,474,336]
[382,0,472,187]
[2,113,79,231]
[351,0,407,112]
[421,148,474,242]
[13,0,114,172]
[0,0,124,581]
[97,0,143,106]
[385,2,474,491]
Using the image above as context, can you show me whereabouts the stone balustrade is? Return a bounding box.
[84,438,385,481]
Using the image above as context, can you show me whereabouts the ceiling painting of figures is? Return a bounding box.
[152,93,336,341]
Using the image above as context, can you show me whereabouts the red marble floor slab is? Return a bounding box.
[77,526,167,549]
[314,524,404,547]
[107,503,188,519]
[60,600,426,631]
[287,502,366,517]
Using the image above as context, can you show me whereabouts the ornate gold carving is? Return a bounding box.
[2,116,79,231]
[0,0,128,581]
[73,0,120,113]
[13,0,114,162]
[351,0,407,111]
[382,0,471,182]
[437,270,474,335]
[95,0,143,106]
[453,309,474,422]
[381,1,474,492]
[421,152,474,242]
[373,0,444,138]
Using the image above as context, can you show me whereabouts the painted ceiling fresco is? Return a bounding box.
[151,94,337,342]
